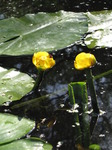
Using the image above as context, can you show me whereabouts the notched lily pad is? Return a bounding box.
[0,11,88,55]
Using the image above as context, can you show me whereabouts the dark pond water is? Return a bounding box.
[0,1,112,150]
[0,0,112,19]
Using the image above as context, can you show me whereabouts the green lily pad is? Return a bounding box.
[0,11,87,55]
[0,66,34,105]
[84,10,112,48]
[0,113,35,145]
[0,137,52,150]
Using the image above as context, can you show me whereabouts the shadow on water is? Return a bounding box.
[0,0,112,149]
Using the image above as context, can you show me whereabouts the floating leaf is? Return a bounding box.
[84,10,112,48]
[0,113,35,145]
[0,67,34,105]
[0,11,87,55]
[0,137,52,150]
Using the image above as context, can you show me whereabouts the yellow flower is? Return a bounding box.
[32,51,55,70]
[74,52,96,70]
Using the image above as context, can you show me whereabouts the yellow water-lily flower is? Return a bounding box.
[74,52,96,70]
[32,51,55,70]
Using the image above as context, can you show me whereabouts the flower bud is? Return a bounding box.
[74,52,96,70]
[32,51,55,70]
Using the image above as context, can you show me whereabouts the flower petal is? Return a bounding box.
[74,52,96,70]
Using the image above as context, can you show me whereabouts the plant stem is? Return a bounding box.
[68,84,82,145]
[94,69,112,80]
[85,69,99,114]
[32,70,44,91]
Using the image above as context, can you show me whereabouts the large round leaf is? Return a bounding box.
[0,67,34,105]
[0,137,52,150]
[0,11,88,55]
[84,10,112,48]
[0,113,35,145]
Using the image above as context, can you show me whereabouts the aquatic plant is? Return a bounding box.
[0,10,112,150]
[74,52,99,114]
